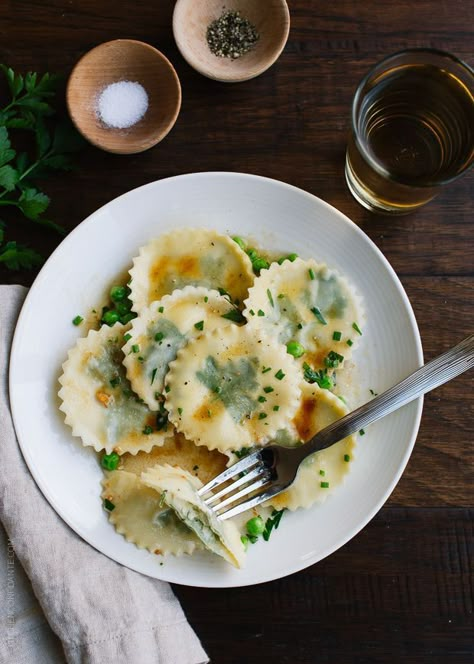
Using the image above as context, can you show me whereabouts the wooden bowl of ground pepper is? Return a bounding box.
[173,0,290,83]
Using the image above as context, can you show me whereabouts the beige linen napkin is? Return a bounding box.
[0,285,208,664]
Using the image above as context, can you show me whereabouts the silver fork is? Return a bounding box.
[198,334,474,520]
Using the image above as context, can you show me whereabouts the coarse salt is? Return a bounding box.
[97,80,149,129]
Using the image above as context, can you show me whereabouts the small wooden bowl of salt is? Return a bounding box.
[173,0,290,83]
[67,40,181,154]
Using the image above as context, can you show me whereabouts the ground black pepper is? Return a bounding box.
[206,10,259,59]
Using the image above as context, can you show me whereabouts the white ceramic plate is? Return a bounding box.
[9,172,423,588]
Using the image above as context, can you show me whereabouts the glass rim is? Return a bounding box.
[351,48,474,188]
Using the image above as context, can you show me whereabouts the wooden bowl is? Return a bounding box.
[173,0,290,83]
[66,40,181,154]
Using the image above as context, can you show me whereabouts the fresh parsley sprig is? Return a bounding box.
[0,65,85,271]
[0,221,42,269]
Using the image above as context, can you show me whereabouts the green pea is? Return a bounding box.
[240,535,249,551]
[101,452,120,471]
[232,236,246,251]
[110,285,128,302]
[286,341,306,358]
[277,253,299,265]
[120,312,137,324]
[102,310,120,326]
[246,248,258,261]
[252,257,270,272]
[115,300,131,316]
[246,515,265,537]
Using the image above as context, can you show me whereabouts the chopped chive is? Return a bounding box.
[249,309,255,316]
[137,356,144,363]
[275,369,285,380]
[217,287,232,301]
[338,395,347,404]
[158,306,164,313]
[267,289,274,307]
[155,332,165,342]
[262,366,271,374]
[346,339,354,347]
[320,481,330,489]
[204,296,209,303]
[278,293,284,299]
[319,469,325,476]
[333,331,342,341]
[165,385,170,393]
[194,320,204,331]
[359,428,365,436]
[311,306,327,325]
[158,490,168,508]
[308,268,315,280]
[258,412,267,419]
[297,323,303,330]
[370,388,378,396]
[258,396,267,403]
[177,407,183,416]
[151,368,157,385]
[72,315,84,326]
[101,452,120,471]
[288,253,298,262]
[110,377,120,388]
[263,386,274,393]
[324,350,344,368]
[352,322,363,335]
[131,344,139,353]
[143,425,153,435]
[257,309,265,317]
[221,309,245,323]
[193,464,199,470]
[344,454,350,462]
[124,333,132,343]
[104,498,115,511]
[207,409,212,417]
[273,405,280,411]
[240,535,249,551]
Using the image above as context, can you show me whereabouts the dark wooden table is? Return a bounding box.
[1,2,472,662]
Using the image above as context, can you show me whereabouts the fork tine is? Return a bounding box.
[203,466,265,506]
[211,470,273,513]
[197,451,261,496]
[217,483,286,521]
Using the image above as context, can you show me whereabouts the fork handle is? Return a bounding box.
[295,334,474,461]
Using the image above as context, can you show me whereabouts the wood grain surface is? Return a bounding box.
[1,2,472,662]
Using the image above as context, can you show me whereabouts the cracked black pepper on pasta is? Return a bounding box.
[206,10,259,59]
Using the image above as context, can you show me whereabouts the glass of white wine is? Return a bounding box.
[345,49,474,214]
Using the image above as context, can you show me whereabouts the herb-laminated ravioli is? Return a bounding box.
[243,258,364,372]
[59,323,173,455]
[269,382,356,511]
[101,470,201,556]
[128,228,254,313]
[165,325,302,452]
[141,464,246,568]
[122,286,239,410]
